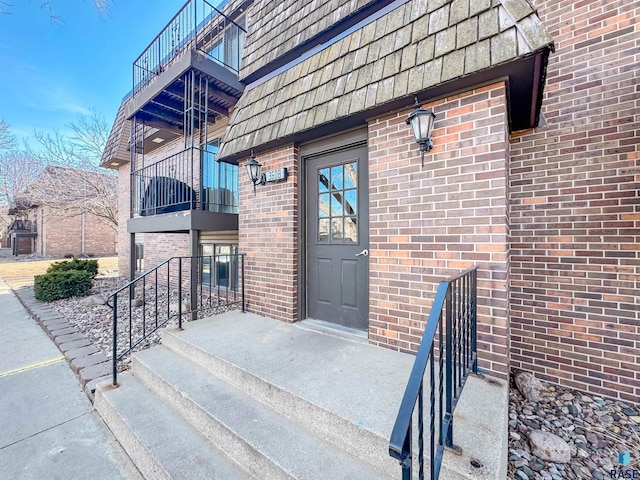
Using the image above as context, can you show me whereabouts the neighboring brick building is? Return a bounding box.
[6,167,117,258]
[103,0,639,400]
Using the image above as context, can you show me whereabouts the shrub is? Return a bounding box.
[46,259,99,278]
[34,270,93,302]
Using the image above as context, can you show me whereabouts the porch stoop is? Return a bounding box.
[94,312,508,479]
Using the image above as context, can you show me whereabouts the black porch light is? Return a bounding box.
[406,97,436,167]
[245,150,266,195]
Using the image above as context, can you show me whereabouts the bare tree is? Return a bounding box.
[28,110,117,229]
[0,150,43,210]
[27,166,117,229]
[1,1,111,20]
[0,119,14,151]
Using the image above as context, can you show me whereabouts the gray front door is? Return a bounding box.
[306,144,369,330]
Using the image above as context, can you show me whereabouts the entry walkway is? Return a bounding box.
[0,277,140,479]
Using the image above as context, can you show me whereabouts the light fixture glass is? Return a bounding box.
[406,97,436,167]
[151,137,165,143]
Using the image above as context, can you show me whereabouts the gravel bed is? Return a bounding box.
[509,373,639,479]
[49,277,239,372]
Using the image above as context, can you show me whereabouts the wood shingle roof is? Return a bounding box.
[219,0,553,161]
[100,97,131,168]
[241,0,381,80]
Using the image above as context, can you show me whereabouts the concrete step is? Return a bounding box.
[160,312,508,480]
[160,313,405,477]
[94,374,253,480]
[132,346,388,480]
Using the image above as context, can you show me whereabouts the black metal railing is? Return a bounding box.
[132,0,246,95]
[107,253,245,385]
[9,219,37,233]
[389,267,478,480]
[132,147,239,217]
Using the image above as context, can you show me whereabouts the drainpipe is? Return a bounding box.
[81,212,86,256]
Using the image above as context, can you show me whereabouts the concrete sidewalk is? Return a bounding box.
[0,277,140,480]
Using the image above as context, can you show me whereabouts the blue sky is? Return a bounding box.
[0,1,184,146]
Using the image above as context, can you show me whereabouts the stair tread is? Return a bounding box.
[161,312,415,440]
[135,345,390,480]
[99,372,253,480]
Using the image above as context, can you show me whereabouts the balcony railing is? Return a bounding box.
[132,0,246,95]
[132,147,238,217]
[9,220,37,233]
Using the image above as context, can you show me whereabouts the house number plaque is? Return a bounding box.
[265,168,288,182]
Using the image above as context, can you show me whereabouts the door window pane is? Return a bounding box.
[331,165,343,190]
[331,193,343,216]
[319,193,329,217]
[344,189,356,215]
[331,218,343,242]
[344,217,357,243]
[318,219,329,243]
[344,162,357,188]
[318,168,329,192]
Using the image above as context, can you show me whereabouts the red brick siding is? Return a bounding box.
[27,205,116,258]
[117,164,131,276]
[368,83,511,377]
[238,146,298,321]
[509,0,640,401]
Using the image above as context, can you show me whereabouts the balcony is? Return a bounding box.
[9,220,37,236]
[128,147,238,234]
[128,0,245,131]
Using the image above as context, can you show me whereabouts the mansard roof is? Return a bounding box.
[220,0,553,161]
[241,0,383,80]
[100,97,131,169]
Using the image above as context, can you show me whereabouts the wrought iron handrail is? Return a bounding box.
[107,253,245,385]
[132,0,246,95]
[131,147,239,216]
[389,267,478,480]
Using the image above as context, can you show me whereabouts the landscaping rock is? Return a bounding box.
[509,375,640,480]
[130,297,144,307]
[515,371,549,403]
[78,294,106,307]
[529,430,572,463]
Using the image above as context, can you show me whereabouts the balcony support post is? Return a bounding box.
[189,228,198,322]
[129,233,137,300]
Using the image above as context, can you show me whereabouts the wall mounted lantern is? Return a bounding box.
[406,97,436,167]
[245,150,266,195]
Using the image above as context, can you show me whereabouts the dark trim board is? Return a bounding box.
[127,210,238,234]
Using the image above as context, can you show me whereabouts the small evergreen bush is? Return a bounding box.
[34,270,93,302]
[46,259,99,278]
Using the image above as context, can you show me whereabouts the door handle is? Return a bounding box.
[355,249,369,257]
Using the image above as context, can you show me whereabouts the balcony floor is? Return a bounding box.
[127,209,237,234]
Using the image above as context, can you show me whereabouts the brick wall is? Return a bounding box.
[117,164,131,276]
[28,205,116,258]
[509,0,640,401]
[368,83,511,377]
[238,145,299,321]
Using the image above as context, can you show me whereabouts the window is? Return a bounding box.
[201,140,239,213]
[200,244,239,290]
[318,161,358,243]
[204,15,245,72]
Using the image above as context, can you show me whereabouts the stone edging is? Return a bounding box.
[12,285,111,400]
